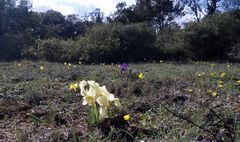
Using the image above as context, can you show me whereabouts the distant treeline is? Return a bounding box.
[0,0,240,63]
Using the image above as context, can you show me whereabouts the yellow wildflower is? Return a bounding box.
[236,80,240,84]
[96,87,120,119]
[138,73,144,79]
[79,80,121,119]
[82,90,96,106]
[96,85,121,107]
[69,83,78,92]
[218,80,223,84]
[208,89,213,93]
[187,89,193,93]
[40,66,44,70]
[212,92,217,97]
[218,84,223,88]
[64,62,67,66]
[123,115,130,121]
[220,72,226,78]
[210,72,216,76]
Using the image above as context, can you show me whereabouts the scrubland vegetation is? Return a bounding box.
[0,0,240,63]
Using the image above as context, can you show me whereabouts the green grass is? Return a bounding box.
[0,61,239,141]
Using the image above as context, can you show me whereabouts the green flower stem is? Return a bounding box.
[107,108,112,118]
[92,102,99,124]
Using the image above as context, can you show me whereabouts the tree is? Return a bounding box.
[89,8,104,24]
[182,0,204,22]
[180,11,240,60]
[18,0,32,11]
[112,0,184,31]
[134,0,154,23]
[0,0,34,60]
[181,0,221,23]
[40,10,65,38]
[221,0,240,11]
[0,0,16,35]
[206,0,220,15]
[61,14,87,38]
[134,0,184,31]
[110,2,138,24]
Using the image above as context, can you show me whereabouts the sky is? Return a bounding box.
[32,0,136,16]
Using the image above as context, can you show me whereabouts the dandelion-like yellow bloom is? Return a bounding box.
[123,115,130,121]
[40,66,44,70]
[187,89,193,93]
[212,92,217,97]
[218,84,223,88]
[236,80,240,84]
[138,73,144,79]
[208,89,213,93]
[218,80,223,84]
[220,72,226,78]
[210,72,216,76]
[69,83,78,92]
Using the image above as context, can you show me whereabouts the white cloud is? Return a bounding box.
[32,0,136,16]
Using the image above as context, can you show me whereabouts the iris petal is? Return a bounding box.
[99,107,108,119]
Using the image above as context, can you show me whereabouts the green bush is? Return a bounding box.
[155,25,190,60]
[21,10,240,63]
[22,23,158,63]
[79,23,157,63]
[179,11,240,61]
[228,43,240,61]
[0,34,25,61]
[22,38,77,62]
[118,23,157,62]
[76,24,121,63]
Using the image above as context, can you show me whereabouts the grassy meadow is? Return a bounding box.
[0,61,239,142]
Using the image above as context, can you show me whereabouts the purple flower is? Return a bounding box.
[120,63,128,71]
